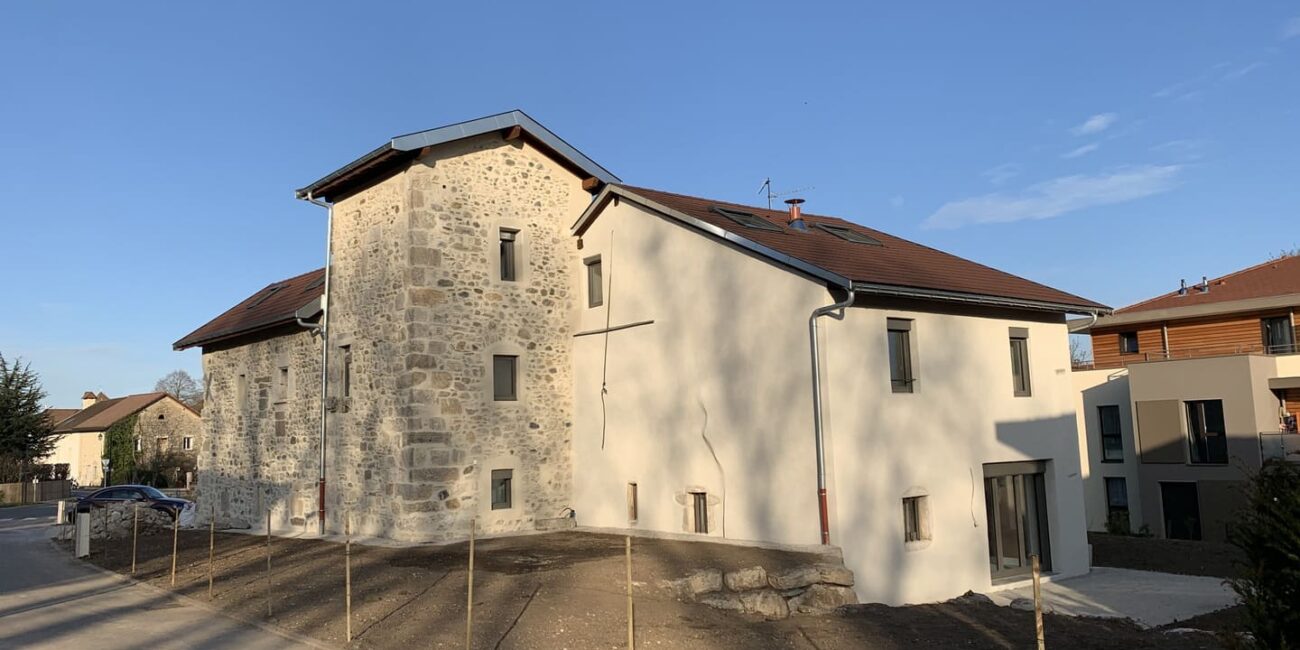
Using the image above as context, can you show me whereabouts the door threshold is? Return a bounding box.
[987,572,1059,592]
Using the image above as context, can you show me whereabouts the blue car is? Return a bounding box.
[70,485,191,522]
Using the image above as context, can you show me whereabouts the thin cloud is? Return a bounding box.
[1062,143,1100,159]
[982,163,1021,185]
[1222,61,1265,80]
[1284,16,1300,39]
[889,195,905,208]
[1070,113,1117,136]
[923,165,1182,229]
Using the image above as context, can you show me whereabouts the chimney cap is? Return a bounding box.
[784,198,805,206]
[82,391,96,399]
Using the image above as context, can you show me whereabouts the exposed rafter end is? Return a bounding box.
[504,125,523,141]
[581,177,603,193]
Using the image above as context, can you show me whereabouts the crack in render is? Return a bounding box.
[353,569,452,641]
[494,583,543,649]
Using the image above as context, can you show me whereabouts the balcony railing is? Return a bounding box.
[1074,342,1300,371]
[1260,431,1300,463]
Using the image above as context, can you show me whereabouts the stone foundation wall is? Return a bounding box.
[667,561,859,620]
[83,502,174,540]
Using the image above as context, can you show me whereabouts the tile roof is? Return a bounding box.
[174,268,325,350]
[52,392,171,433]
[608,186,1107,312]
[44,408,80,428]
[1116,254,1300,315]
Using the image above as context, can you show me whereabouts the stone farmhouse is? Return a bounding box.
[175,110,1109,605]
[48,391,202,486]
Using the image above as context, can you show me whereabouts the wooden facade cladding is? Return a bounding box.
[1089,309,1298,369]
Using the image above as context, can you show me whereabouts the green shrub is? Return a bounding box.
[1228,460,1300,649]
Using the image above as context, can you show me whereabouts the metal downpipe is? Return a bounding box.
[304,193,333,535]
[808,288,855,545]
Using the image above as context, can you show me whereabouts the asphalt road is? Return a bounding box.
[0,506,316,649]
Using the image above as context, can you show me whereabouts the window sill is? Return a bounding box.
[904,538,932,552]
[1099,459,1125,464]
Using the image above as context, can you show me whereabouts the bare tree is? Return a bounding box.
[155,369,202,411]
[1069,335,1091,369]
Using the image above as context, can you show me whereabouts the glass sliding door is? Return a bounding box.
[984,462,1051,580]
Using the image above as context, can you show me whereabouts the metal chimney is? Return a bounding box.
[785,198,809,231]
[1179,279,1187,296]
[1201,276,1210,293]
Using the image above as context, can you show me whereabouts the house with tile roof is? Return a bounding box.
[47,390,202,487]
[176,110,1109,605]
[1073,255,1300,543]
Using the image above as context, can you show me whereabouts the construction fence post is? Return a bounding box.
[466,517,475,650]
[1032,554,1045,650]
[170,505,179,587]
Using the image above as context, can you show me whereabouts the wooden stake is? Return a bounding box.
[625,535,634,649]
[466,518,475,650]
[1032,554,1045,650]
[266,508,273,618]
[208,505,215,600]
[345,513,352,642]
[170,506,179,587]
[131,504,139,575]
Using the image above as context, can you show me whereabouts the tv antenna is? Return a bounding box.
[758,178,815,209]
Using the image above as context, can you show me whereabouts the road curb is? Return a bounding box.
[43,532,340,650]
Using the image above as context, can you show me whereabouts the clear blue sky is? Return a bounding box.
[3,2,1298,406]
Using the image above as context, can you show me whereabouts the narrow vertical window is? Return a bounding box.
[236,373,248,412]
[493,355,518,401]
[1104,477,1129,531]
[491,469,513,510]
[627,482,638,523]
[902,496,930,542]
[1098,405,1124,462]
[499,228,518,281]
[887,318,914,393]
[182,436,193,451]
[585,256,603,308]
[1186,399,1227,464]
[277,366,290,401]
[1010,328,1031,397]
[340,346,352,398]
[691,491,708,533]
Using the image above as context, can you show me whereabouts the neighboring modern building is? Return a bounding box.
[47,391,203,486]
[1074,255,1300,542]
[176,110,1108,605]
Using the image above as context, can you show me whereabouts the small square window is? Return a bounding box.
[155,437,168,452]
[585,257,603,308]
[902,495,930,543]
[1119,331,1139,354]
[499,228,518,282]
[182,436,193,451]
[491,469,513,510]
[493,355,518,401]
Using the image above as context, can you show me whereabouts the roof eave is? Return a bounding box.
[850,281,1111,315]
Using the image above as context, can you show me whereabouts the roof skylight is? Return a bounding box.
[816,223,882,246]
[710,206,782,232]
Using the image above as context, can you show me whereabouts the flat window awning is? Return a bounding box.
[1269,376,1300,390]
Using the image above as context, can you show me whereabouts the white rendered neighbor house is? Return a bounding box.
[177,111,1108,605]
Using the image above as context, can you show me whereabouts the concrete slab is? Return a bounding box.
[986,567,1238,628]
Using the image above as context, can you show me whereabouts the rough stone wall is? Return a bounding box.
[134,397,203,471]
[195,328,322,532]
[194,132,587,541]
[326,132,587,541]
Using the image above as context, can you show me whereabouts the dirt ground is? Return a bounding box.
[74,529,1237,649]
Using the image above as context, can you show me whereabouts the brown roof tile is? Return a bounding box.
[174,268,325,350]
[1116,255,1300,314]
[611,186,1107,312]
[44,408,80,428]
[52,392,171,433]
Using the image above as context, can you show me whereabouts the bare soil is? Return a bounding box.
[75,529,1234,649]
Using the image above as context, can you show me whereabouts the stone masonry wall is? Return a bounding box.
[134,397,203,479]
[325,132,589,541]
[196,328,322,532]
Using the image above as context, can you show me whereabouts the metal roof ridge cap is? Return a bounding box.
[595,186,851,288]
